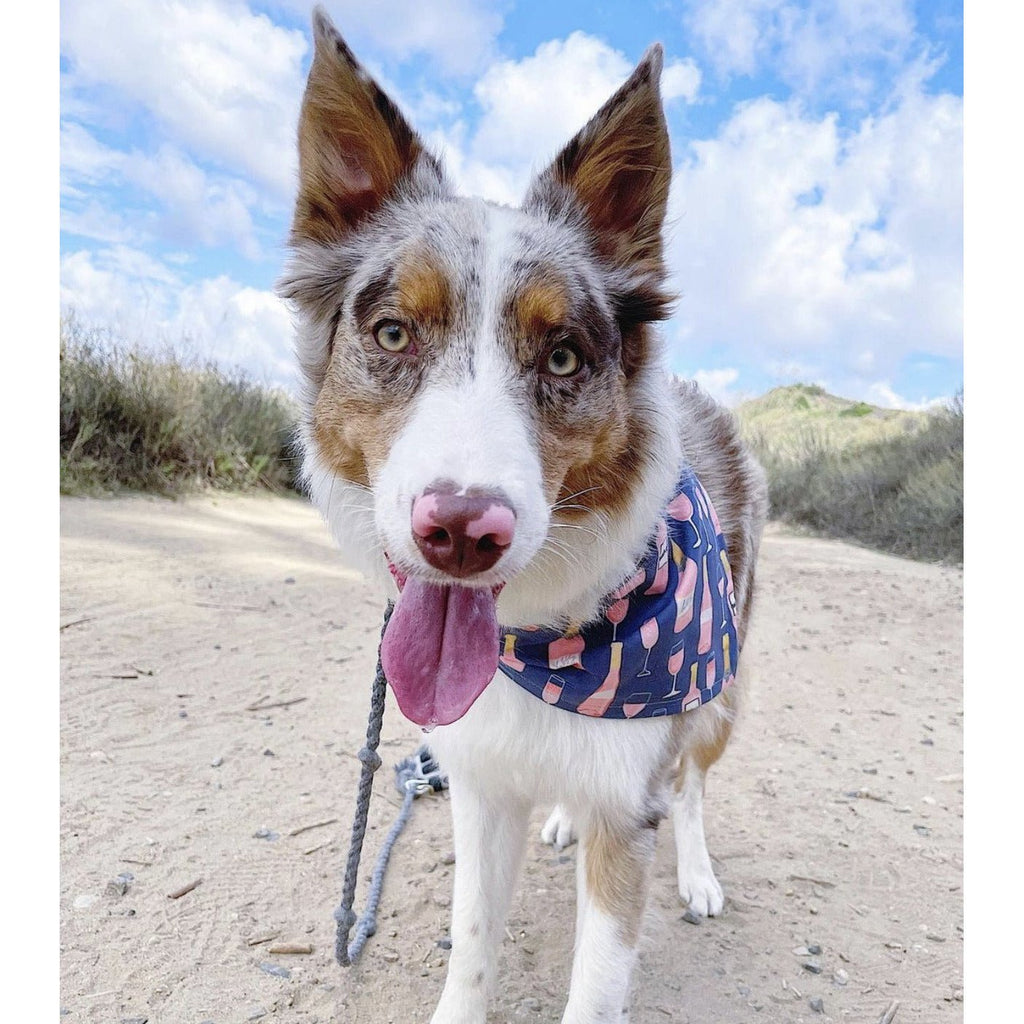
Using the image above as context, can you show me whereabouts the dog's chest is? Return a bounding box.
[427,673,677,809]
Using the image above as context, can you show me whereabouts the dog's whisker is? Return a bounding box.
[548,522,603,542]
[551,484,602,509]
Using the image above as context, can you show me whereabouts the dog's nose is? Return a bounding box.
[411,486,516,578]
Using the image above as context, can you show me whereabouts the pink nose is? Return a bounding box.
[411,486,516,578]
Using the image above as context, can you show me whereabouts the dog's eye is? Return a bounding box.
[374,320,412,353]
[544,344,582,377]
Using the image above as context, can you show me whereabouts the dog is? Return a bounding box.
[279,9,768,1022]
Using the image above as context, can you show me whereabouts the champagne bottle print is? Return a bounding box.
[645,519,670,595]
[548,633,585,671]
[697,554,713,655]
[674,555,698,633]
[683,661,701,710]
[577,641,623,717]
[499,633,525,672]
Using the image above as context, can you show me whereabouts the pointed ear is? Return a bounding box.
[525,45,671,275]
[291,8,445,245]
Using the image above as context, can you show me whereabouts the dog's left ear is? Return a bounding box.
[525,45,672,280]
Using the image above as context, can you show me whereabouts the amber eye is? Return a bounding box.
[374,320,412,353]
[545,344,581,377]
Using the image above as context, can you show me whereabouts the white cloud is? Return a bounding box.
[471,34,638,171]
[692,367,742,405]
[662,59,702,104]
[60,0,308,198]
[861,380,947,412]
[684,0,917,103]
[60,248,296,387]
[273,0,507,76]
[433,32,700,205]
[666,78,962,391]
[171,277,297,384]
[61,123,264,258]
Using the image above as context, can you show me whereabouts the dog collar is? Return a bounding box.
[496,467,738,718]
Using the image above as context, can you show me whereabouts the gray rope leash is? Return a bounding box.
[333,601,449,966]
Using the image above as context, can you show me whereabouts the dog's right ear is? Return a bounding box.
[290,7,444,245]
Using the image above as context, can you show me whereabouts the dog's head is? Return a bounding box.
[280,8,680,727]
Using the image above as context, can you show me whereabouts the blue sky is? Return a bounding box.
[59,0,963,408]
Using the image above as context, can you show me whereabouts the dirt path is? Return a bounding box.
[60,493,963,1024]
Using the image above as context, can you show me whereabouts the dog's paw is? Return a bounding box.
[677,863,724,917]
[540,805,577,850]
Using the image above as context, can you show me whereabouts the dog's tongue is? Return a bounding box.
[381,578,499,728]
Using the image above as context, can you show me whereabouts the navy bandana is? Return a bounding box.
[496,468,739,719]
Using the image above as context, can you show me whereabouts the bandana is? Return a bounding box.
[496,467,738,718]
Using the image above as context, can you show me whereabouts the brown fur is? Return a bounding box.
[512,278,571,339]
[554,398,656,520]
[312,363,417,488]
[527,46,671,276]
[674,689,738,796]
[583,816,658,946]
[393,255,454,331]
[292,12,435,245]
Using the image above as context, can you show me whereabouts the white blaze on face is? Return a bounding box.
[375,202,549,584]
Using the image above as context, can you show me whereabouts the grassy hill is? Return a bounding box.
[735,383,928,457]
[736,384,962,564]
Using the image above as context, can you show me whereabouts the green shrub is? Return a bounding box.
[839,401,873,418]
[60,317,301,496]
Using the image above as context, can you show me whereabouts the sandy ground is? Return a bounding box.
[60,493,963,1024]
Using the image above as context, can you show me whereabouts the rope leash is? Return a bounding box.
[333,601,449,966]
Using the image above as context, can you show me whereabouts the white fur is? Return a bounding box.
[283,18,767,1020]
[304,201,732,1023]
[375,209,549,590]
[541,804,578,849]
[563,876,637,1024]
[427,678,673,1024]
[673,755,725,917]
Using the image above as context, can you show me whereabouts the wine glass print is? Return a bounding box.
[666,490,700,548]
[666,639,685,698]
[637,616,659,676]
[542,673,565,705]
[606,597,629,642]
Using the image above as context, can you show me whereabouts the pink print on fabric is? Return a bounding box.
[548,634,585,671]
[644,519,670,595]
[497,467,739,719]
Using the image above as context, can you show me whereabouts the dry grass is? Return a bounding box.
[59,323,962,565]
[741,386,963,564]
[60,317,301,496]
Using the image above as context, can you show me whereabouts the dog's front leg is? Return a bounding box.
[560,813,658,1024]
[430,775,531,1024]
